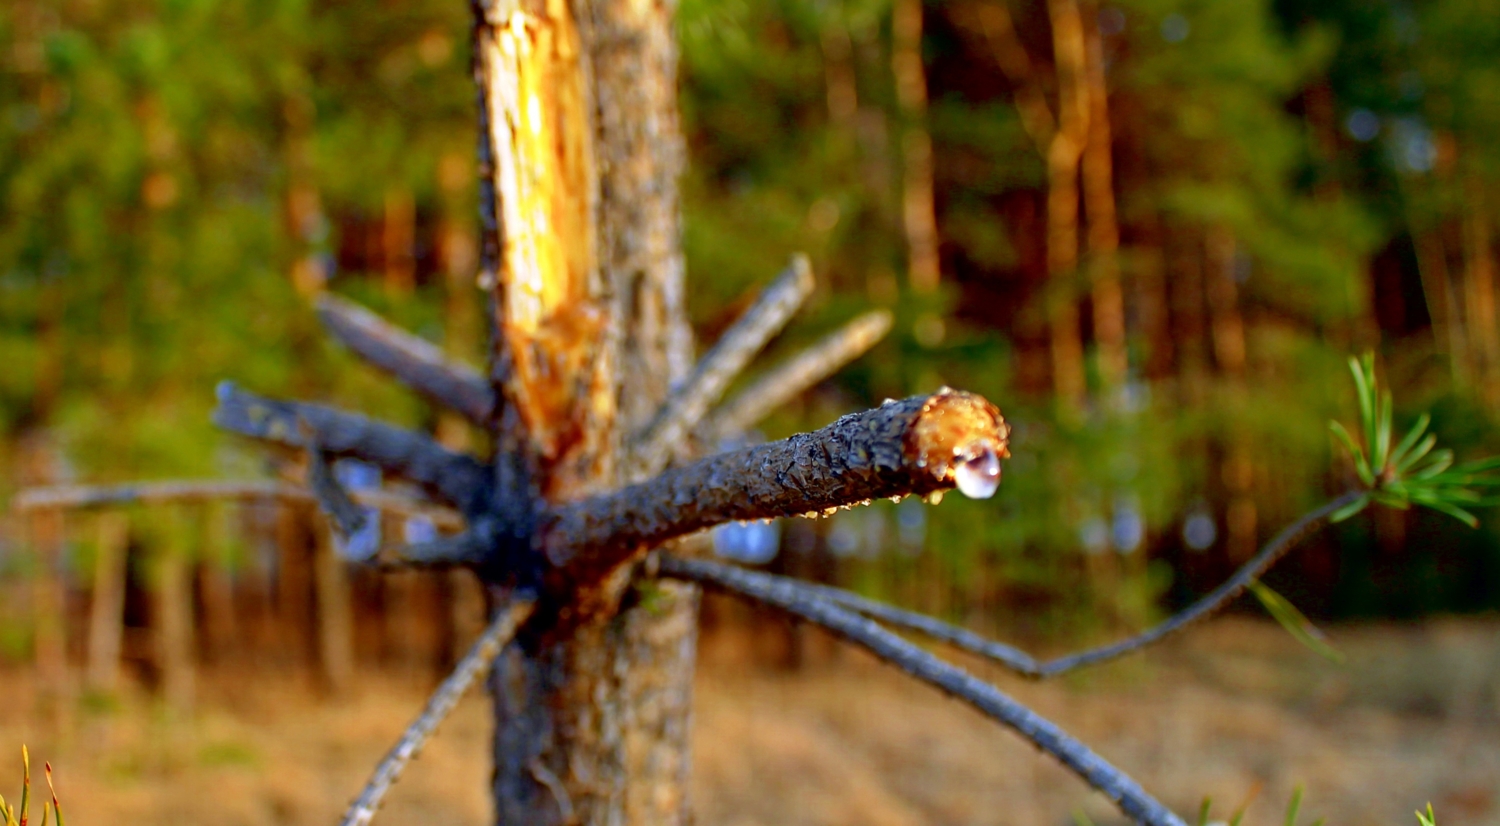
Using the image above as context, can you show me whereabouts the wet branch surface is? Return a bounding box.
[339,597,537,826]
[702,309,893,442]
[631,256,814,475]
[543,389,1008,587]
[659,555,1187,826]
[213,382,489,514]
[317,295,495,425]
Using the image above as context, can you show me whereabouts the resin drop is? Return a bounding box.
[954,448,1001,499]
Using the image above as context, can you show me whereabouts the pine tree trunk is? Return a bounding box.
[475,0,697,821]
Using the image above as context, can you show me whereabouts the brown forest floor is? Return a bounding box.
[3,615,1497,826]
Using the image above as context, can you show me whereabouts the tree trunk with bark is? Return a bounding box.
[471,0,696,820]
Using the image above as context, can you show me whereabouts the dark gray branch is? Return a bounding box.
[631,255,814,475]
[10,481,463,529]
[340,596,537,826]
[659,555,1186,826]
[317,295,496,425]
[702,310,893,442]
[307,444,368,538]
[213,382,489,513]
[544,389,1009,588]
[784,578,1039,673]
[781,492,1362,679]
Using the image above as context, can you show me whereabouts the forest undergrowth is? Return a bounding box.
[4,615,1495,826]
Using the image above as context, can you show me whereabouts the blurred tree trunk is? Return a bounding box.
[1462,181,1499,405]
[384,187,417,297]
[88,511,129,693]
[893,0,941,293]
[196,503,239,669]
[155,507,195,710]
[476,0,696,822]
[972,0,1089,407]
[1081,10,1126,392]
[1206,227,1256,563]
[313,516,354,694]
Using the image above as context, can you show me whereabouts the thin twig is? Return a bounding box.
[1031,492,1359,676]
[340,597,537,826]
[795,491,1361,678]
[659,555,1186,826]
[545,389,1009,588]
[214,382,489,513]
[9,480,463,529]
[317,294,496,425]
[631,255,814,475]
[701,309,893,441]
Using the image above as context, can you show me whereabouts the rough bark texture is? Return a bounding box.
[544,390,1009,586]
[476,0,698,820]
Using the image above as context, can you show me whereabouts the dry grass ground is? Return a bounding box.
[2,616,1496,826]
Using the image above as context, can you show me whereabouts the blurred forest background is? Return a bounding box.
[2,0,1500,738]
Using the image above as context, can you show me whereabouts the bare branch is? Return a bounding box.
[702,310,893,441]
[340,596,537,826]
[784,492,1362,679]
[317,294,496,425]
[214,382,489,513]
[632,255,815,475]
[546,389,1009,587]
[779,578,1040,673]
[659,555,1186,826]
[1030,492,1359,676]
[10,481,463,530]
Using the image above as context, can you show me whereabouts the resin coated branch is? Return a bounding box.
[632,255,814,475]
[9,481,463,529]
[214,382,488,513]
[340,597,537,826]
[317,295,495,425]
[659,556,1186,826]
[702,309,894,442]
[545,389,1008,587]
[803,492,1362,678]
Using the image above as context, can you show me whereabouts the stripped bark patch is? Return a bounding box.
[479,0,612,492]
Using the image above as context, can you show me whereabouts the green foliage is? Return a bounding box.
[0,748,62,826]
[1329,355,1500,526]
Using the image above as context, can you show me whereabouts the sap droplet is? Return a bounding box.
[954,448,1001,499]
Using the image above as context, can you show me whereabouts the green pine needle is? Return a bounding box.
[1248,582,1344,663]
[1331,354,1500,528]
[1283,785,1304,826]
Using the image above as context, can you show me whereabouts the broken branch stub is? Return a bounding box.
[542,388,1008,587]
